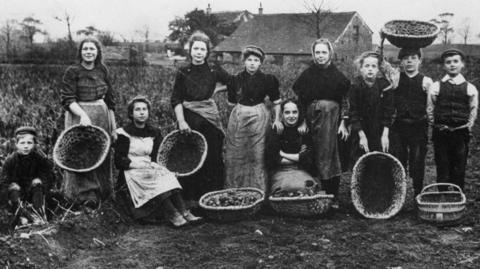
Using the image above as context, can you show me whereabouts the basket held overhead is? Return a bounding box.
[351,151,406,219]
[53,124,111,173]
[157,130,207,177]
[381,20,440,48]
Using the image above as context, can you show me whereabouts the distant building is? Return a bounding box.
[206,3,256,42]
[214,11,373,66]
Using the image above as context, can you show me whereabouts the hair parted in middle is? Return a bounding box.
[311,38,335,64]
[187,31,212,60]
[77,36,105,67]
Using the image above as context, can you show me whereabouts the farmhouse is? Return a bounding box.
[214,11,373,66]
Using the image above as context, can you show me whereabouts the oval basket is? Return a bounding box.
[53,124,111,173]
[416,183,466,225]
[381,20,440,48]
[157,130,207,177]
[269,193,334,217]
[199,188,264,222]
[351,151,406,219]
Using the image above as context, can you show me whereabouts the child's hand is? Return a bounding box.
[80,115,92,126]
[178,120,191,134]
[297,121,308,135]
[338,121,349,141]
[381,134,389,153]
[272,120,284,134]
[358,131,369,153]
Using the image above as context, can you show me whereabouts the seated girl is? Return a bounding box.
[265,100,318,196]
[114,96,201,227]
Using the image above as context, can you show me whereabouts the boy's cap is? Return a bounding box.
[15,126,37,137]
[440,48,465,61]
[398,48,422,60]
[242,45,265,62]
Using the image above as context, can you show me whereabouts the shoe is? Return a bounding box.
[169,212,188,228]
[182,210,203,223]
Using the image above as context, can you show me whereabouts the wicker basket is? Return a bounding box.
[157,130,207,177]
[53,124,111,173]
[351,152,407,219]
[199,188,264,222]
[269,193,334,217]
[416,183,466,224]
[381,20,439,48]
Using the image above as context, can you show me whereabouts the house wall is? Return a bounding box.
[334,14,373,65]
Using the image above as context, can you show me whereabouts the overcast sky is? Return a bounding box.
[1,0,479,44]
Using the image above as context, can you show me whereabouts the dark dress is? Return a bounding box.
[171,62,230,200]
[349,76,395,160]
[292,63,350,180]
[60,63,115,203]
[225,70,280,190]
[265,125,316,195]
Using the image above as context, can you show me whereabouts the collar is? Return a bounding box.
[404,71,419,78]
[441,74,466,85]
[123,123,157,138]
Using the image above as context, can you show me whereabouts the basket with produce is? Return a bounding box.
[269,189,334,217]
[380,20,439,48]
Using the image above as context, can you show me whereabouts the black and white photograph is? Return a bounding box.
[0,0,479,268]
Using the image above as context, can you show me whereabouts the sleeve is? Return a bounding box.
[348,83,363,132]
[264,128,281,172]
[227,75,237,104]
[36,154,53,189]
[381,83,395,128]
[1,155,16,185]
[340,79,351,121]
[214,65,232,85]
[268,74,281,103]
[426,81,440,125]
[299,134,314,174]
[292,71,308,119]
[103,67,116,111]
[60,66,78,111]
[467,83,479,129]
[150,130,163,162]
[114,134,132,170]
[171,69,186,108]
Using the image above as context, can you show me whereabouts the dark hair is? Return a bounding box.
[187,31,212,61]
[398,48,422,60]
[127,95,151,121]
[77,37,105,67]
[280,99,303,125]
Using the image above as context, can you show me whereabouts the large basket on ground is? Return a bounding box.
[157,130,207,177]
[351,152,406,219]
[416,183,466,225]
[381,20,439,48]
[199,188,264,222]
[53,124,111,173]
[269,193,334,217]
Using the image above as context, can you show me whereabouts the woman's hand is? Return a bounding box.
[178,120,191,134]
[272,120,284,134]
[337,120,349,141]
[381,127,389,152]
[79,114,92,126]
[358,131,369,153]
[297,121,308,135]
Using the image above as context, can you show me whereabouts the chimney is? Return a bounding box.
[206,3,211,15]
[258,2,263,15]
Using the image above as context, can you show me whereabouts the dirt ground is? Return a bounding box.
[1,140,480,268]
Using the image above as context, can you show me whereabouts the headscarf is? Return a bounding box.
[311,38,334,66]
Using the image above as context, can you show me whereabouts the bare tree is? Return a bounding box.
[457,18,471,45]
[19,16,46,46]
[297,0,334,38]
[0,19,17,61]
[54,11,75,45]
[430,12,454,45]
[136,25,150,43]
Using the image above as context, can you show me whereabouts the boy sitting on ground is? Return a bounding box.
[1,126,51,223]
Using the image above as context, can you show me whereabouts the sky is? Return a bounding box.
[1,0,479,44]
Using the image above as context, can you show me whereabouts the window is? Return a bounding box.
[353,25,360,43]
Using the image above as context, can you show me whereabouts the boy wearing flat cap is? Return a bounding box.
[391,48,433,198]
[1,126,51,218]
[427,49,478,191]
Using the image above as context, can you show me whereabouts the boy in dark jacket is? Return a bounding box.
[391,48,433,197]
[427,49,478,191]
[1,127,51,218]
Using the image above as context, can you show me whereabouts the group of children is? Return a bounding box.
[0,39,477,224]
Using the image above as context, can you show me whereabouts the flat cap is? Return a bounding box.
[14,126,37,137]
[242,45,265,62]
[440,48,465,61]
[398,48,422,60]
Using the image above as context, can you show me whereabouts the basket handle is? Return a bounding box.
[420,183,463,194]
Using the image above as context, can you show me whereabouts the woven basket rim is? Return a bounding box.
[199,187,265,211]
[415,183,466,206]
[269,193,334,201]
[351,151,407,219]
[381,20,440,39]
[157,129,208,177]
[53,124,111,173]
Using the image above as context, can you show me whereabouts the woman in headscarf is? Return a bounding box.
[60,37,116,207]
[170,31,230,202]
[292,38,350,207]
[265,100,317,196]
[224,45,282,191]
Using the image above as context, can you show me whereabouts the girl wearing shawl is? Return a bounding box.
[171,31,230,201]
[60,37,116,207]
[265,100,317,196]
[292,38,350,205]
[225,45,282,191]
[115,96,201,227]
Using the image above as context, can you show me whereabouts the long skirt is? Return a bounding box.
[225,103,270,191]
[61,100,115,203]
[307,100,342,180]
[270,165,318,196]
